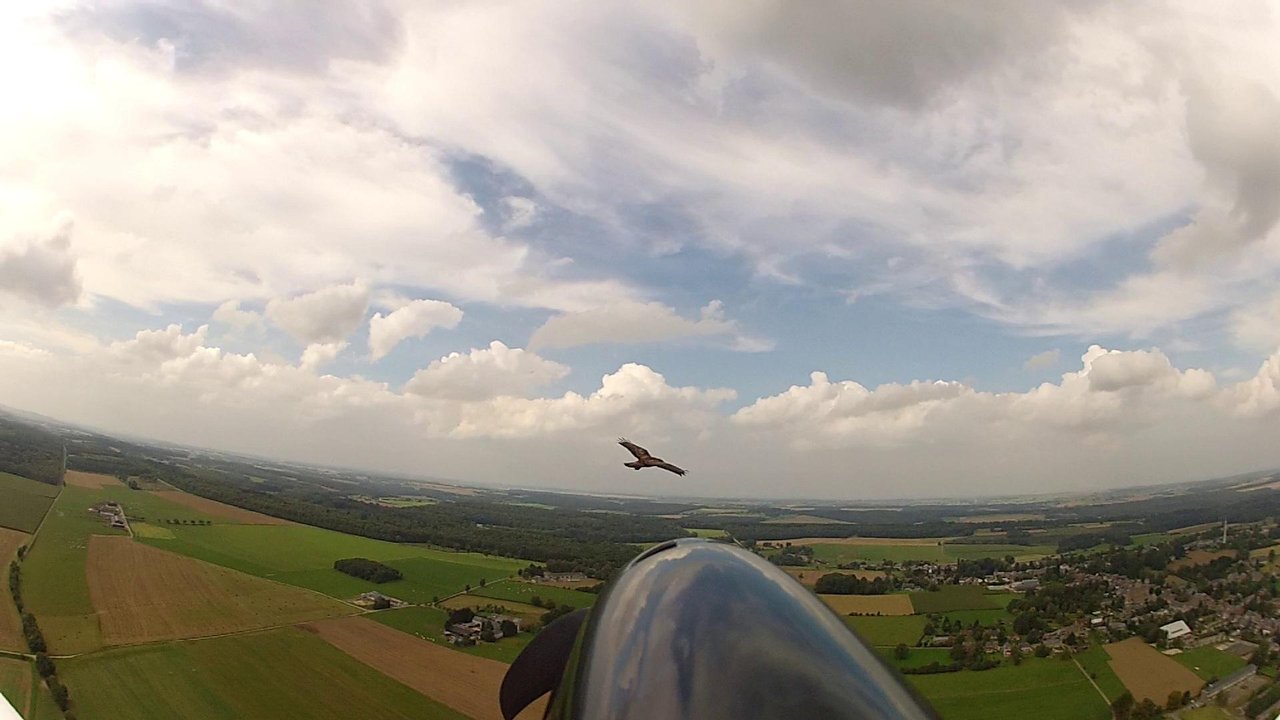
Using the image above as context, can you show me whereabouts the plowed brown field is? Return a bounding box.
[1105,637,1203,703]
[63,471,123,488]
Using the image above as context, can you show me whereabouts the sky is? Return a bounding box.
[1,1,1279,500]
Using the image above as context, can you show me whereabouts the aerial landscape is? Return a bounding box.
[3,1,1280,719]
[3,410,1280,719]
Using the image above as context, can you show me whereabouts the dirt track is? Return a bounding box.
[304,615,547,720]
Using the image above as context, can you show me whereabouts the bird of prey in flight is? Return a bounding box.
[617,438,687,476]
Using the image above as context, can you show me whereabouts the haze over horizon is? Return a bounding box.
[2,2,1280,499]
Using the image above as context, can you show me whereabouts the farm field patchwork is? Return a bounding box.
[908,657,1110,720]
[1172,645,1248,681]
[910,586,1014,614]
[61,627,468,720]
[1075,644,1127,701]
[134,523,526,604]
[0,527,29,651]
[21,485,131,654]
[1105,637,1203,703]
[0,471,58,533]
[844,615,928,646]
[368,606,535,664]
[820,593,914,616]
[306,615,546,720]
[86,536,353,645]
[468,579,597,609]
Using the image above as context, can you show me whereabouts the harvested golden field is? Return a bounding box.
[0,528,29,651]
[819,593,914,616]
[784,567,883,588]
[1105,637,1203,703]
[63,470,124,489]
[305,616,546,720]
[87,536,353,645]
[1169,550,1234,571]
[146,489,292,525]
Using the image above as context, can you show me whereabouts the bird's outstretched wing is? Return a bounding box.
[654,461,686,476]
[618,438,650,460]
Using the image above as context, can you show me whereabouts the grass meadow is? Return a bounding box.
[1172,645,1248,681]
[844,615,929,646]
[61,627,468,720]
[467,579,596,609]
[0,472,58,533]
[908,657,1110,720]
[910,586,1015,614]
[137,523,526,604]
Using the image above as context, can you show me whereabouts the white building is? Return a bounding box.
[1160,620,1192,641]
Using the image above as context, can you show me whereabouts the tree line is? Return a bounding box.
[10,553,76,718]
[0,418,63,485]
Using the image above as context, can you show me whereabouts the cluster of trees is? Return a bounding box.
[813,573,895,595]
[158,518,212,526]
[1246,683,1280,717]
[333,558,402,583]
[10,555,75,717]
[768,544,814,567]
[0,418,63,485]
[1111,692,1164,720]
[954,556,1014,579]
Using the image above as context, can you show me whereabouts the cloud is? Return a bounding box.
[404,341,568,401]
[211,300,263,331]
[368,299,463,361]
[0,225,82,307]
[431,362,736,439]
[1230,292,1280,352]
[530,300,768,351]
[1024,349,1060,371]
[299,341,346,372]
[265,283,368,345]
[110,324,208,364]
[1225,350,1280,419]
[734,345,1220,448]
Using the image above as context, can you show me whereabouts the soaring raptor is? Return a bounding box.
[617,438,687,476]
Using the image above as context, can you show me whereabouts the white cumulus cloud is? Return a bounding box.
[265,283,369,346]
[368,299,463,361]
[404,341,568,401]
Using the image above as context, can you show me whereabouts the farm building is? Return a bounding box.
[1010,579,1040,592]
[1160,620,1192,641]
[530,571,588,584]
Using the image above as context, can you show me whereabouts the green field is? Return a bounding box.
[21,485,131,653]
[1182,708,1234,720]
[1074,645,1126,701]
[844,615,928,646]
[61,627,467,720]
[0,657,32,717]
[368,606,533,664]
[0,472,58,533]
[684,528,727,538]
[806,542,1053,565]
[877,647,955,670]
[910,586,1015,614]
[939,608,1013,627]
[909,657,1109,720]
[467,579,596,609]
[1131,532,1174,546]
[1173,646,1248,681]
[136,523,526,604]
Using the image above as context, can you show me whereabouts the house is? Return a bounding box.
[1010,579,1040,592]
[1160,620,1192,641]
[531,571,588,584]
